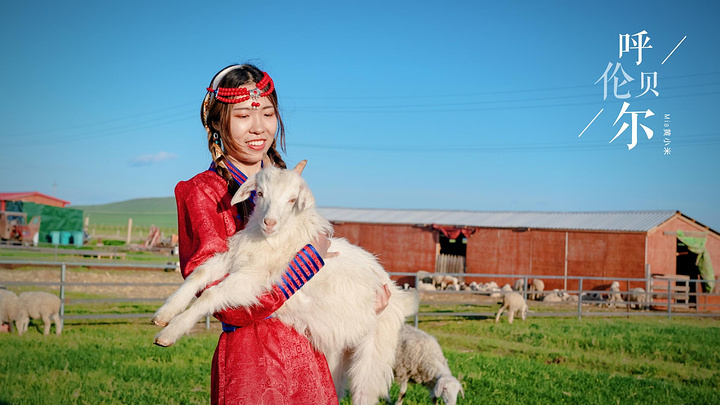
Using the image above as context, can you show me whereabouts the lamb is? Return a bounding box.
[513,278,526,291]
[528,278,545,300]
[0,288,19,333]
[495,291,528,324]
[624,287,649,310]
[542,289,565,303]
[152,161,419,404]
[15,291,62,336]
[393,324,464,405]
[606,281,624,308]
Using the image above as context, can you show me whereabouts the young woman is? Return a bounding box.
[175,64,389,404]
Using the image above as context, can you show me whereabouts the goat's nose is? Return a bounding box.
[264,218,277,227]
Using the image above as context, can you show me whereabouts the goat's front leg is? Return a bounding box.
[154,273,264,347]
[154,287,225,346]
[152,255,228,326]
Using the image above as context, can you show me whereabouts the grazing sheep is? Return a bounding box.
[393,324,464,405]
[528,278,545,300]
[495,291,528,324]
[0,288,20,333]
[152,162,418,404]
[513,279,526,291]
[15,291,62,336]
[624,287,649,310]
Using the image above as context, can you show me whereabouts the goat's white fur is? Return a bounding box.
[152,162,418,404]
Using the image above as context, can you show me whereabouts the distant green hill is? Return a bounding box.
[74,197,178,228]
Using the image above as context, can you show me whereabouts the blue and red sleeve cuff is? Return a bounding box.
[277,244,325,300]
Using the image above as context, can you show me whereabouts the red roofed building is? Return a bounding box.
[0,192,71,209]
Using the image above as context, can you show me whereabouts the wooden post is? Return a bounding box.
[127,218,133,245]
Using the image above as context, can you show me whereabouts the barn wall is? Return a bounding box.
[468,229,645,291]
[565,231,646,292]
[331,223,436,285]
[648,215,720,291]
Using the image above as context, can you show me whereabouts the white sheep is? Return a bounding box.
[152,162,419,405]
[624,287,649,310]
[0,288,20,333]
[501,284,513,292]
[606,281,624,308]
[15,291,62,336]
[513,279,526,291]
[416,270,434,285]
[418,282,437,292]
[528,278,545,300]
[542,289,564,303]
[393,324,464,405]
[495,291,528,324]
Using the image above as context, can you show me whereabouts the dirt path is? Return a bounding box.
[0,268,183,299]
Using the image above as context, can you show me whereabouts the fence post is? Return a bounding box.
[667,281,672,320]
[414,273,420,328]
[60,263,66,329]
[577,278,583,320]
[206,315,211,329]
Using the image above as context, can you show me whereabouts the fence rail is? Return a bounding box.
[1,261,719,331]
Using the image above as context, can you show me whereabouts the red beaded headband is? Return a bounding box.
[207,71,274,109]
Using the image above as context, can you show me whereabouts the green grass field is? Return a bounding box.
[1,315,719,404]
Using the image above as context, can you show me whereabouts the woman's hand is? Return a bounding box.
[311,233,339,260]
[375,284,391,315]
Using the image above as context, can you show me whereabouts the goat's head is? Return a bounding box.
[231,160,315,236]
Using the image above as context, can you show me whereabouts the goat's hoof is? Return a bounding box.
[154,336,175,347]
[151,317,169,327]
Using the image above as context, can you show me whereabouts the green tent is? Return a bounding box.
[676,230,715,293]
[22,202,83,243]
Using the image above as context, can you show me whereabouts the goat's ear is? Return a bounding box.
[296,184,315,210]
[231,177,257,206]
[293,160,307,175]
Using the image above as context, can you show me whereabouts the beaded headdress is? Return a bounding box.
[206,70,274,110]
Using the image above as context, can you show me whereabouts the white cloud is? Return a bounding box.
[130,151,179,166]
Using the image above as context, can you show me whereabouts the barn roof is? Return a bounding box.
[317,207,681,233]
[0,192,70,206]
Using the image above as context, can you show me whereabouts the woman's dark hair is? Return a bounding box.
[200,64,287,219]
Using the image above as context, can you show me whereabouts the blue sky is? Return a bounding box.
[1,1,719,230]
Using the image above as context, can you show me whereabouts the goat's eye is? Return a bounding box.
[289,198,297,204]
[256,191,263,197]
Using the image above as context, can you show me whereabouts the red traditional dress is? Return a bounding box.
[175,164,338,405]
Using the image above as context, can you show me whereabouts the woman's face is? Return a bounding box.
[224,87,277,168]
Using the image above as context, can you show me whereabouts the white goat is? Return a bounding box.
[15,291,62,336]
[152,162,419,405]
[393,324,464,405]
[495,291,528,324]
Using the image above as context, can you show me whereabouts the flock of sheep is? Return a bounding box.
[413,272,650,310]
[0,287,62,336]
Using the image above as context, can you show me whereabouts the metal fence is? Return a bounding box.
[1,260,719,331]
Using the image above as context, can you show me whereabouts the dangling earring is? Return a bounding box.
[212,133,221,145]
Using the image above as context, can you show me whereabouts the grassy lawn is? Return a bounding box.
[1,315,719,404]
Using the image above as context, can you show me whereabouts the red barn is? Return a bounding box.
[319,208,719,296]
